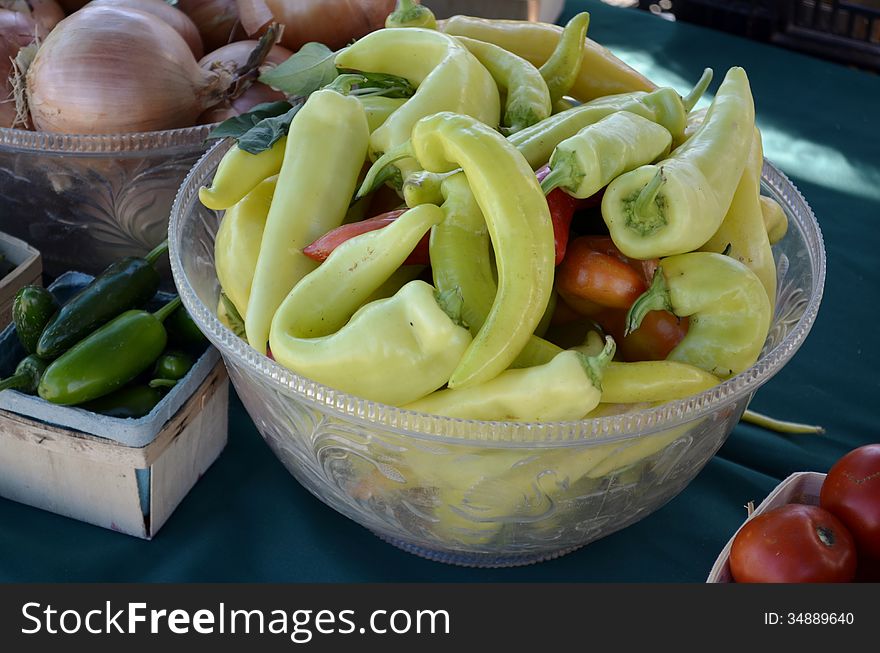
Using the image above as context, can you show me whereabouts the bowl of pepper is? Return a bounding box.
[168,12,825,567]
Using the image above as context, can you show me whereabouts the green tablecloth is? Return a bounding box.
[1,1,877,583]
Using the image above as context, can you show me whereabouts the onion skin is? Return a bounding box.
[1,8,42,128]
[0,0,64,35]
[88,0,204,58]
[26,6,230,133]
[197,40,292,124]
[176,0,244,52]
[0,6,44,43]
[236,0,396,51]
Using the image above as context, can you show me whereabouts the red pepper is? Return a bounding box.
[536,164,601,265]
[303,209,430,266]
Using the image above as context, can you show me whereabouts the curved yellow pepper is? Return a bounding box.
[199,137,286,211]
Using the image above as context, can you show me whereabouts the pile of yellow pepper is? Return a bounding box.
[202,1,786,423]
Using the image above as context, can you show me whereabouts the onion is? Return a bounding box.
[0,6,42,44]
[1,7,42,127]
[236,0,396,51]
[55,0,87,11]
[176,0,244,52]
[88,0,204,58]
[26,5,232,133]
[0,0,63,35]
[196,39,291,124]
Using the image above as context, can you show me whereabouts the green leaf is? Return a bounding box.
[236,102,303,154]
[207,101,293,141]
[259,42,339,96]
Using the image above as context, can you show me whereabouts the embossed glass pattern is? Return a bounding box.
[0,125,214,278]
[170,140,825,567]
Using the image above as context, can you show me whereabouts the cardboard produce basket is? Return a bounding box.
[0,272,229,539]
[0,231,42,328]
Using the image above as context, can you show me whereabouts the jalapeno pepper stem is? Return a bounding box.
[0,373,26,392]
[356,141,415,199]
[741,409,826,435]
[149,378,178,389]
[539,153,579,196]
[625,268,674,336]
[682,67,714,113]
[144,240,169,265]
[153,297,183,323]
[576,335,616,391]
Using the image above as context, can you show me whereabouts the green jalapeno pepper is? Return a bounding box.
[270,204,444,340]
[335,28,500,185]
[0,355,49,394]
[385,0,437,30]
[602,67,755,259]
[540,111,672,199]
[440,14,656,102]
[626,252,771,378]
[12,285,59,355]
[538,12,590,107]
[245,89,369,353]
[198,137,286,211]
[509,68,712,169]
[80,384,163,419]
[454,36,551,135]
[153,350,195,382]
[165,305,208,350]
[402,337,614,421]
[38,297,179,405]
[214,175,274,318]
[270,280,472,406]
[700,128,776,310]
[37,240,169,360]
[359,95,407,133]
[409,112,555,388]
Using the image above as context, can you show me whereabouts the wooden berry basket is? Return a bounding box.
[707,472,826,582]
[0,231,42,328]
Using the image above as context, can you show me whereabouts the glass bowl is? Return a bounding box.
[0,125,214,279]
[169,139,826,568]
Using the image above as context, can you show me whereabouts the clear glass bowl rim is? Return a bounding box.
[169,139,827,447]
[0,123,217,154]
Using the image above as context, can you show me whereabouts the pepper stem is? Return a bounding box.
[149,378,179,389]
[634,169,665,216]
[325,73,369,96]
[682,68,714,113]
[356,141,415,199]
[741,409,825,435]
[625,268,673,336]
[576,335,616,392]
[0,373,26,392]
[435,287,467,329]
[144,240,169,265]
[539,159,575,196]
[153,297,183,323]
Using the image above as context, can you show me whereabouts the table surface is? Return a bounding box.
[2,0,878,583]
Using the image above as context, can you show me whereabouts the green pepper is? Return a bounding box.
[454,36,552,134]
[358,96,406,133]
[80,384,163,419]
[385,0,436,30]
[270,203,444,340]
[602,67,755,259]
[153,350,195,381]
[538,12,590,107]
[508,68,712,169]
[37,240,169,360]
[38,297,179,405]
[270,280,472,406]
[540,111,672,199]
[12,285,59,355]
[626,252,771,378]
[165,305,208,350]
[0,355,49,394]
[245,89,370,353]
[409,112,555,388]
[214,175,274,318]
[335,27,500,186]
[699,128,777,310]
[402,337,614,421]
[198,136,286,211]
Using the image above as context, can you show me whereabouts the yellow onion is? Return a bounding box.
[1,7,42,127]
[196,39,292,124]
[26,5,232,133]
[88,0,204,58]
[0,0,64,35]
[176,0,243,52]
[236,0,396,51]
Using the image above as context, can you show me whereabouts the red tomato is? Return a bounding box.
[729,504,857,583]
[820,444,880,563]
[556,238,647,314]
